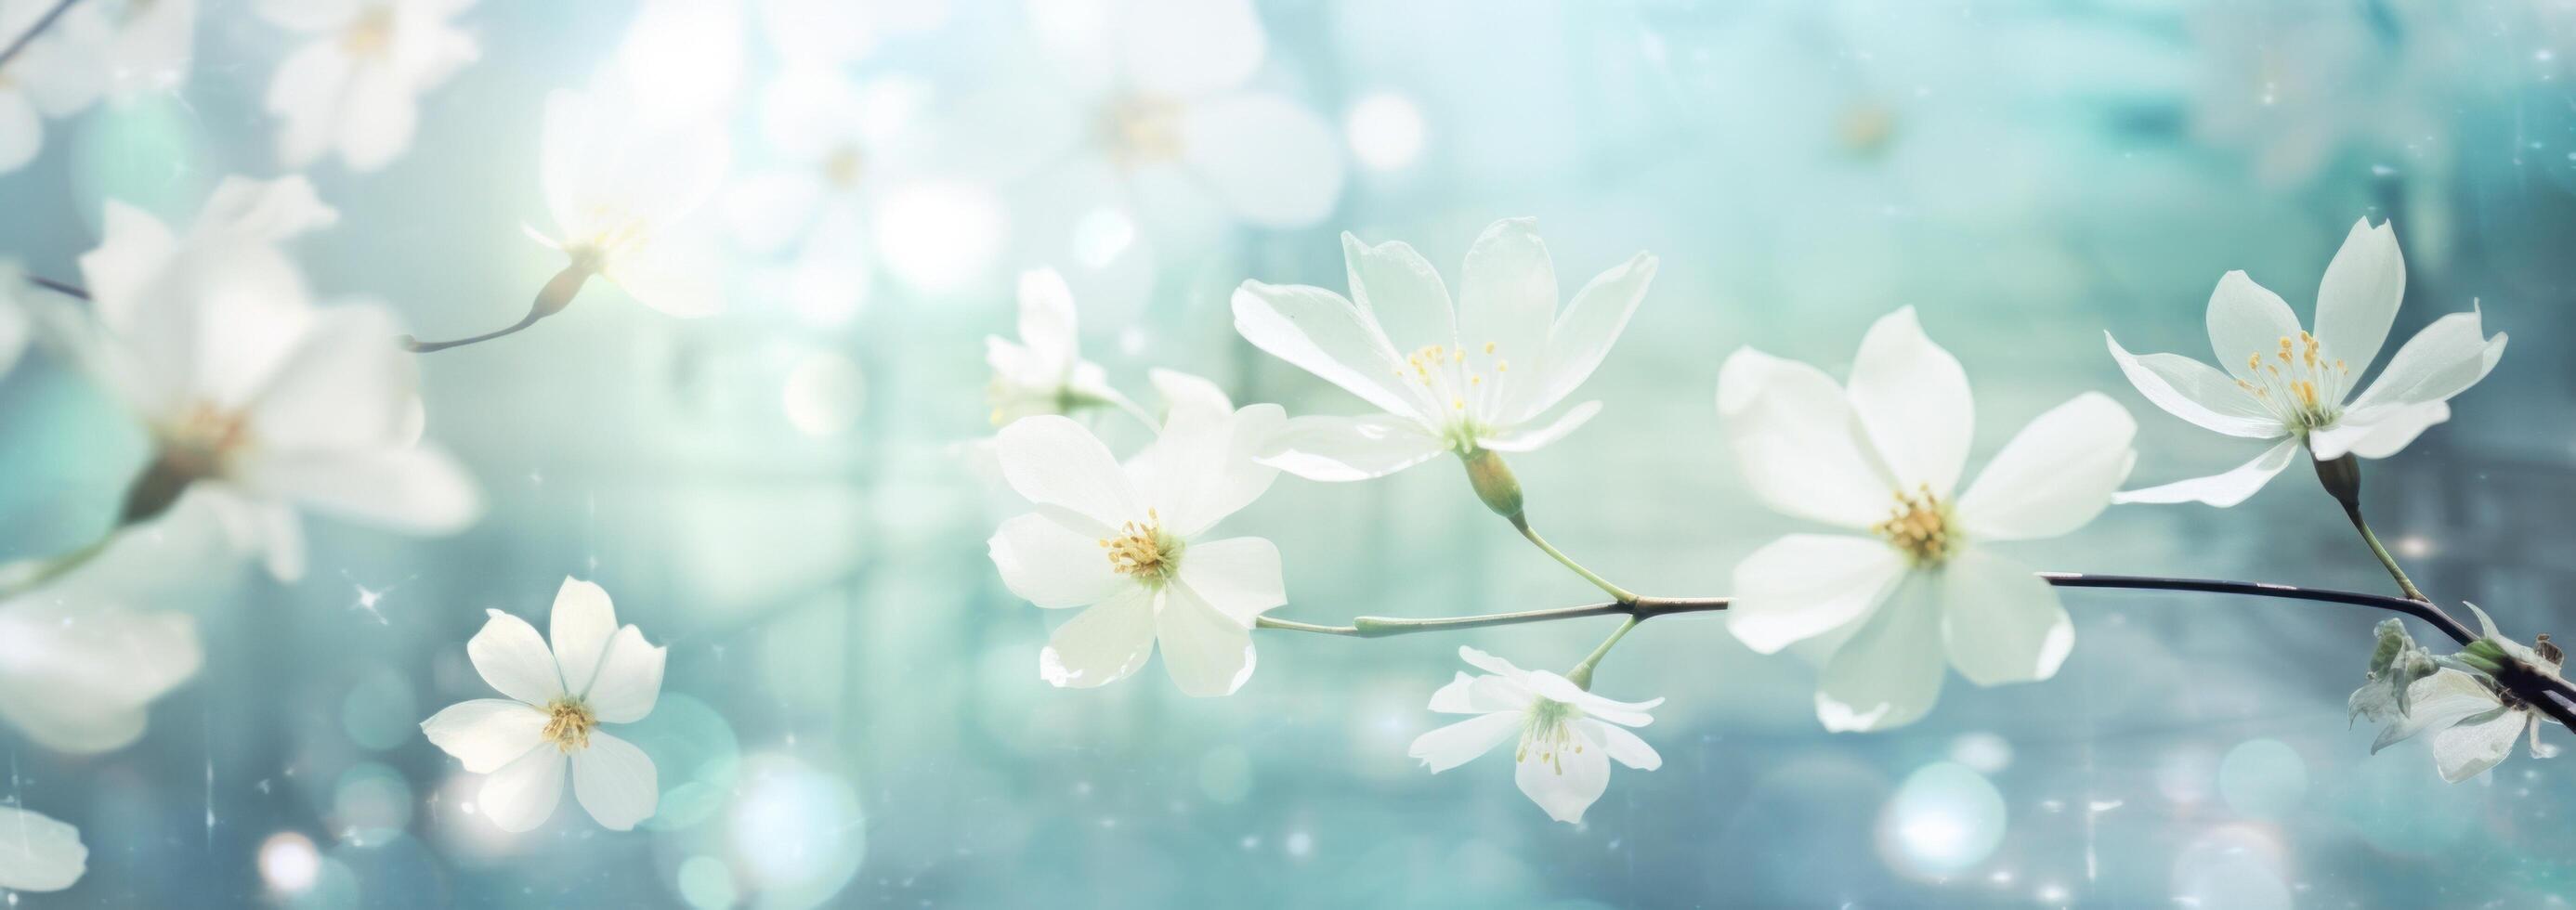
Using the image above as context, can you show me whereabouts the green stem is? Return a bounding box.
[1252,595,1724,638]
[2341,503,2429,603]
[1564,616,1640,690]
[1512,514,1638,604]
[0,535,111,600]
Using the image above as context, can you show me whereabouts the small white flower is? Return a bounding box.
[2107,218,2505,507]
[1720,307,2138,732]
[985,268,1137,426]
[987,402,1287,696]
[528,84,730,318]
[1406,646,1664,824]
[257,0,479,172]
[2347,618,2439,726]
[1232,218,1657,481]
[68,176,482,580]
[2369,668,2559,783]
[422,578,667,832]
[0,0,111,174]
[0,805,85,892]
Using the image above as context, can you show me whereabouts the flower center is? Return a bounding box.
[1516,698,1585,774]
[542,697,597,752]
[1103,96,1185,165]
[342,6,396,57]
[1099,510,1182,583]
[2237,332,2349,433]
[161,403,254,480]
[822,145,864,189]
[1875,484,1955,566]
[1395,342,1513,438]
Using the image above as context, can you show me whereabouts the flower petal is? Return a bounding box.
[2113,436,2303,507]
[1562,687,1664,729]
[0,807,85,892]
[1231,280,1428,421]
[1938,550,2073,686]
[2310,401,2450,461]
[2312,218,2405,374]
[1015,268,1079,370]
[1427,672,1531,714]
[989,513,1128,609]
[2346,307,2506,412]
[477,745,567,833]
[571,731,659,830]
[1173,537,1286,624]
[1038,587,1157,689]
[1341,233,1457,354]
[548,578,618,696]
[1845,307,1972,496]
[1955,392,2137,542]
[996,415,1143,530]
[1814,574,1947,733]
[467,609,565,706]
[1578,718,1661,771]
[1259,413,1447,481]
[1154,583,1257,697]
[1131,404,1284,538]
[245,303,416,450]
[2103,332,2282,438]
[1478,400,1600,453]
[421,699,549,774]
[1176,92,1343,229]
[1407,711,1519,773]
[242,446,483,535]
[1514,726,1612,824]
[2432,708,2525,783]
[2205,270,2303,384]
[2373,669,2504,753]
[1715,348,1892,529]
[1457,645,1530,681]
[1455,218,1558,422]
[1728,534,1907,655]
[0,596,201,755]
[1518,252,1656,422]
[581,626,667,724]
[1148,368,1232,422]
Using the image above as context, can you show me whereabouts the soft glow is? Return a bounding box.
[871,181,1007,293]
[1070,205,1138,269]
[1346,92,1427,171]
[617,0,747,126]
[1876,762,2007,879]
[257,831,320,894]
[781,352,866,437]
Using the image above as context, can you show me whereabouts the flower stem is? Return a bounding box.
[1564,616,1639,690]
[0,0,81,71]
[2340,503,2430,603]
[2312,452,2430,603]
[0,535,110,600]
[400,263,593,353]
[20,274,88,300]
[1511,514,1638,604]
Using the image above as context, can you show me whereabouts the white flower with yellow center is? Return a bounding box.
[1406,646,1663,824]
[1720,307,2138,732]
[258,0,479,172]
[984,268,1138,426]
[526,84,730,318]
[987,401,1287,696]
[2107,218,2505,507]
[1231,218,1657,480]
[422,578,667,832]
[0,805,84,892]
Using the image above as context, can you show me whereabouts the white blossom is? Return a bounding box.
[529,84,730,318]
[1406,646,1663,824]
[985,268,1137,426]
[258,0,479,172]
[0,806,85,892]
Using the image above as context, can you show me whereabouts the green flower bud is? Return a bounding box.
[1459,447,1523,519]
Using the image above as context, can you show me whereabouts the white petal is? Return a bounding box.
[1259,413,1447,481]
[1845,307,1972,495]
[1728,534,1907,655]
[2310,401,2450,461]
[570,732,659,830]
[1131,403,1284,537]
[1455,218,1558,422]
[1149,369,1233,422]
[2432,708,2525,783]
[197,176,340,241]
[0,807,85,892]
[602,239,726,318]
[2347,308,2506,412]
[1406,710,1520,773]
[1457,645,1531,682]
[1341,233,1457,355]
[1016,268,1079,367]
[1153,583,1256,697]
[2373,670,2505,753]
[243,305,416,449]
[2112,436,2303,507]
[989,513,1128,609]
[242,446,483,534]
[548,578,618,697]
[2312,218,2404,374]
[1955,393,2137,541]
[1938,550,2073,686]
[1478,400,1600,453]
[1815,574,1947,733]
[1514,726,1612,824]
[1118,0,1264,97]
[580,626,667,724]
[467,609,564,706]
[1560,687,1664,729]
[0,598,201,755]
[0,90,38,174]
[2103,332,2282,438]
[1714,347,1891,529]
[1518,252,1656,422]
[1231,280,1427,420]
[421,699,548,774]
[2205,270,2303,384]
[335,63,421,172]
[1173,537,1286,624]
[1427,672,1531,714]
[1038,587,1157,689]
[1578,718,1661,771]
[1176,92,1343,228]
[995,415,1143,530]
[477,744,567,833]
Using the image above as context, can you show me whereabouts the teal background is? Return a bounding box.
[6,0,2576,906]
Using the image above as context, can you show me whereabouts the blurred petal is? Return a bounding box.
[1177,92,1342,228]
[243,446,483,534]
[1407,711,1518,773]
[1938,550,2073,686]
[0,807,85,892]
[1260,413,1446,481]
[1118,0,1262,97]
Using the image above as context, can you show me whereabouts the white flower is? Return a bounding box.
[755,0,946,68]
[258,0,479,172]
[422,578,667,832]
[0,262,29,377]
[723,71,935,323]
[0,806,85,892]
[0,0,109,174]
[2107,218,2505,507]
[2347,618,2439,726]
[1233,218,1657,481]
[71,175,483,579]
[0,502,225,754]
[1720,307,2138,732]
[529,84,730,318]
[985,268,1136,426]
[1406,646,1664,824]
[2370,668,2559,783]
[987,403,1287,696]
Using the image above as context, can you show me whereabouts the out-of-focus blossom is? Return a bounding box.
[2108,219,2504,507]
[0,0,111,173]
[530,84,730,318]
[756,0,946,67]
[1234,218,1654,481]
[985,268,1136,426]
[258,0,479,172]
[723,71,935,321]
[613,0,743,129]
[0,806,85,891]
[93,0,196,97]
[423,578,667,832]
[1720,308,2138,732]
[2348,618,2440,725]
[69,176,482,579]
[1406,646,1663,824]
[2370,670,2560,783]
[0,262,28,376]
[988,406,1287,696]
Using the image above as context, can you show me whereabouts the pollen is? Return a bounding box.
[2236,332,2350,433]
[1099,510,1180,582]
[1515,698,1585,775]
[542,698,597,752]
[1875,484,1955,566]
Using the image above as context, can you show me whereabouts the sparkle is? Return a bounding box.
[1875,484,1955,566]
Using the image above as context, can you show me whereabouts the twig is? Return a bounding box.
[0,0,80,72]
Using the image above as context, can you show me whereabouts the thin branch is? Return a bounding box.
[400,262,593,354]
[21,275,87,300]
[0,0,80,71]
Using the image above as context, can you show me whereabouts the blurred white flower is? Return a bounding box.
[0,263,28,376]
[1234,218,1655,481]
[2108,218,2505,507]
[2348,618,2439,726]
[1719,308,2138,732]
[71,175,482,579]
[258,0,479,172]
[1406,646,1663,824]
[985,268,1137,426]
[722,71,935,320]
[530,84,730,318]
[755,0,945,67]
[2369,669,2559,783]
[0,0,111,174]
[92,0,195,97]
[987,405,1287,696]
[0,806,85,891]
[422,578,666,832]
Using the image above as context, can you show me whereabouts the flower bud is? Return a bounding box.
[1460,448,1524,519]
[2312,451,2363,509]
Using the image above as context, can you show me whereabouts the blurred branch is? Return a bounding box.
[20,274,87,300]
[0,0,79,70]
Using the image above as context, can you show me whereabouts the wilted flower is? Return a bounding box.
[259,0,480,171]
[1406,646,1663,824]
[2347,618,2439,725]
